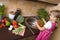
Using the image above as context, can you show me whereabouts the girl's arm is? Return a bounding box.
[35,21,46,31]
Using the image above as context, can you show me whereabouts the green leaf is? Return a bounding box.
[0,5,5,15]
[16,15,24,23]
[12,24,26,35]
[37,8,49,23]
[37,8,49,19]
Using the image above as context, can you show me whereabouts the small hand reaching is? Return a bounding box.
[34,20,45,30]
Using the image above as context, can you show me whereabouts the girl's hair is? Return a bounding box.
[51,10,60,13]
[50,10,60,20]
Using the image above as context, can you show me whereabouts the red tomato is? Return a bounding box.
[12,20,17,25]
[4,18,8,22]
[2,20,5,23]
[1,23,5,27]
[13,25,18,29]
[0,25,3,28]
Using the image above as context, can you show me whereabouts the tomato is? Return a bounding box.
[1,23,5,27]
[13,25,18,29]
[12,20,17,25]
[2,19,5,23]
[4,18,8,22]
[0,25,3,28]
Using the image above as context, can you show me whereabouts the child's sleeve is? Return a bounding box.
[44,21,52,29]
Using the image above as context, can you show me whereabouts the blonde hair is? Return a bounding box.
[50,10,60,20]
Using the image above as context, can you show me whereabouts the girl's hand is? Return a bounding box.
[35,20,45,30]
[35,21,37,25]
[35,21,40,27]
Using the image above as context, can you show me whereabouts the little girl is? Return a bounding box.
[35,10,60,40]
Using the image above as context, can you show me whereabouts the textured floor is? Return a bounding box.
[49,21,60,40]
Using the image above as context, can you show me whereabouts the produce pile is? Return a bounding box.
[0,16,26,36]
[0,3,26,36]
